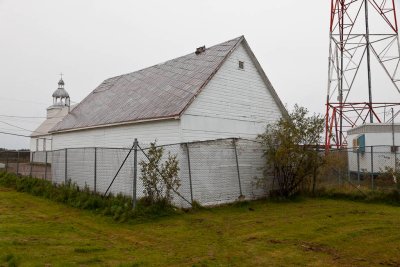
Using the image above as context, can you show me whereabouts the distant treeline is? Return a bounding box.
[0,148,30,152]
[0,150,31,162]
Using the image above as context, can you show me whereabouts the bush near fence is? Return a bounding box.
[0,171,179,221]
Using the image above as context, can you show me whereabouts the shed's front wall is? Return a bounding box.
[347,132,400,173]
[180,43,282,141]
[51,119,180,150]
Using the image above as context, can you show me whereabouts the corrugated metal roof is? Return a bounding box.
[51,36,243,132]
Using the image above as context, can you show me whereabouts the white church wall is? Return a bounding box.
[51,119,181,150]
[180,43,282,142]
[30,135,53,163]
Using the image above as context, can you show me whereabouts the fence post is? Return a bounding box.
[233,138,243,197]
[64,149,68,183]
[132,139,138,209]
[94,147,97,193]
[338,149,342,186]
[16,151,19,175]
[370,146,374,190]
[185,143,194,204]
[5,152,8,172]
[30,152,35,177]
[357,149,360,185]
[45,151,48,180]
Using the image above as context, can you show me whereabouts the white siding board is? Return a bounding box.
[181,43,282,141]
[30,135,52,152]
[52,120,181,149]
[30,139,36,151]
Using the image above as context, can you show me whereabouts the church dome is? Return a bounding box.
[52,78,69,98]
[52,88,69,98]
[50,75,71,108]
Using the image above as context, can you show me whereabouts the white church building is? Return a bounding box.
[32,36,286,150]
[30,36,286,206]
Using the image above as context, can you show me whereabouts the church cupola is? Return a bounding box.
[52,75,70,107]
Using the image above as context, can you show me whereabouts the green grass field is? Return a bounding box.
[1,187,400,266]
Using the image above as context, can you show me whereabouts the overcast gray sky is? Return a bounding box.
[0,0,335,148]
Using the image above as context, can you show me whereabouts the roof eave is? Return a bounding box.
[240,38,288,118]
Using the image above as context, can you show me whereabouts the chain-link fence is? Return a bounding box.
[3,141,398,206]
[48,138,269,208]
[317,145,400,192]
[0,150,51,180]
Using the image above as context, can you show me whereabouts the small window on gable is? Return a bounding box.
[239,61,244,69]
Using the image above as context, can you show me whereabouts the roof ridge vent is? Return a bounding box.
[195,45,206,55]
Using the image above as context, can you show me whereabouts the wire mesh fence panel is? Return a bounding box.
[0,151,12,173]
[32,151,48,164]
[30,151,50,180]
[136,143,193,207]
[0,151,7,171]
[45,151,52,180]
[235,139,268,199]
[316,146,400,193]
[1,151,16,174]
[174,143,195,207]
[1,151,30,176]
[135,148,148,201]
[188,139,241,206]
[371,150,399,191]
[352,149,375,189]
[66,148,95,190]
[52,149,66,184]
[6,139,400,208]
[316,149,347,189]
[96,148,134,197]
[166,144,192,207]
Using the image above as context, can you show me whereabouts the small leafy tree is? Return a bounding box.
[258,105,324,197]
[139,142,181,204]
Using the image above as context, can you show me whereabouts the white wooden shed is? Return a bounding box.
[347,123,400,174]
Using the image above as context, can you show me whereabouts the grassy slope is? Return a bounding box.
[1,187,400,267]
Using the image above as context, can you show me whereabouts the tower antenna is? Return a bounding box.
[325,0,400,151]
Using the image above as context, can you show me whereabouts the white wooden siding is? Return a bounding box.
[180,43,282,142]
[30,135,52,152]
[51,119,180,150]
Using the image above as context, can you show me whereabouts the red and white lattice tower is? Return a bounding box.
[326,0,400,150]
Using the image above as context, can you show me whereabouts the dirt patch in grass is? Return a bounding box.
[299,241,340,258]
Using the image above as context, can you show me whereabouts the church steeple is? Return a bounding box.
[52,74,70,107]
